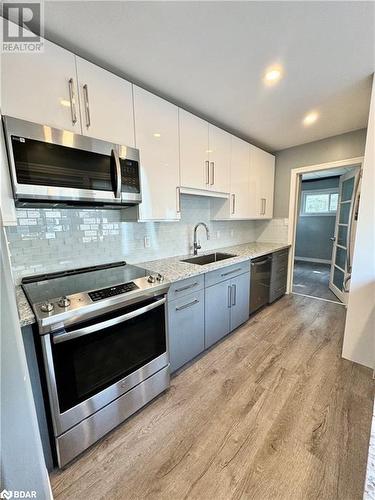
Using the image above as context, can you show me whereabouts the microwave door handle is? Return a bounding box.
[112,148,122,199]
[52,297,166,344]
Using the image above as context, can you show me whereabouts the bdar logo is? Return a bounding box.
[0,490,13,500]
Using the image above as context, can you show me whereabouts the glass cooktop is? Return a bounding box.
[22,261,150,304]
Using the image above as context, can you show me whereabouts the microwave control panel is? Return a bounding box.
[121,159,140,193]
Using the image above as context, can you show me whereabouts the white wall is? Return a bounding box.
[274,129,367,217]
[0,225,52,497]
[342,75,375,369]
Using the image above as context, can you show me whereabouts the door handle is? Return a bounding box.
[330,237,336,242]
[112,149,121,199]
[175,281,199,293]
[176,187,181,214]
[175,299,199,311]
[83,84,91,128]
[68,78,77,125]
[261,198,266,215]
[231,284,236,306]
[210,162,215,185]
[221,267,242,277]
[53,297,166,344]
[228,285,232,308]
[205,160,210,185]
[231,194,236,214]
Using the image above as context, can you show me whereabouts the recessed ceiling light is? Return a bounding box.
[303,111,319,126]
[264,66,283,85]
[153,133,161,138]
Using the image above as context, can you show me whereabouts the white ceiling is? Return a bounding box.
[302,166,358,180]
[40,1,374,151]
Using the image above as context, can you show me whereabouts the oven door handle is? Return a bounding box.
[52,297,166,344]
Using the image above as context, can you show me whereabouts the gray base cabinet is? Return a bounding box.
[168,289,205,372]
[205,281,231,348]
[168,261,250,372]
[230,271,250,331]
[205,268,250,349]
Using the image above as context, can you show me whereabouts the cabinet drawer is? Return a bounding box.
[168,289,205,373]
[168,274,204,300]
[205,260,250,288]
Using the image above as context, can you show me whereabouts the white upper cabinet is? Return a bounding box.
[76,57,135,146]
[2,37,81,132]
[179,109,209,190]
[208,125,231,193]
[0,124,17,226]
[179,110,230,194]
[249,145,275,218]
[230,137,251,219]
[133,86,180,221]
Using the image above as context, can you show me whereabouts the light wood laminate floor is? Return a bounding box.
[51,294,374,500]
[293,260,341,303]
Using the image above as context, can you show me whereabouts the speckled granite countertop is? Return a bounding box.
[16,241,289,328]
[16,285,36,328]
[141,241,290,282]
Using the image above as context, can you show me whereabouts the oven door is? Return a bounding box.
[42,295,168,436]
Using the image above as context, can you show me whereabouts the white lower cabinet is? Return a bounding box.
[168,289,205,373]
[133,86,180,221]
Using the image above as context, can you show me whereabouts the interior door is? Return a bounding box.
[329,169,361,304]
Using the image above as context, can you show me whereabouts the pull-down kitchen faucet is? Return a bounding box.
[193,222,210,255]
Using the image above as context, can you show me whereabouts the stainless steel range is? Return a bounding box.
[22,261,170,467]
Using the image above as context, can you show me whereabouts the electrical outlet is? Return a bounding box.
[144,236,151,248]
[216,230,221,239]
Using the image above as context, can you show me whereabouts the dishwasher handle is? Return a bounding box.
[251,256,272,267]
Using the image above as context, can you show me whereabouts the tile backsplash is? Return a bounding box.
[6,195,288,283]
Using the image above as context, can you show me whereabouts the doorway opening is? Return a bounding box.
[287,157,363,305]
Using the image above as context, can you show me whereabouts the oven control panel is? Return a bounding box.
[89,282,139,302]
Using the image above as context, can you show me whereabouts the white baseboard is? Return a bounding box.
[294,256,331,264]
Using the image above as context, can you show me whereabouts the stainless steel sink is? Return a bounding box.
[181,252,237,266]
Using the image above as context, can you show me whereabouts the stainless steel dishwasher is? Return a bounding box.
[249,254,272,314]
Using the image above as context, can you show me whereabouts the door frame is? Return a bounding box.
[286,156,364,298]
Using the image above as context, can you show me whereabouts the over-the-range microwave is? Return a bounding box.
[2,115,142,208]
